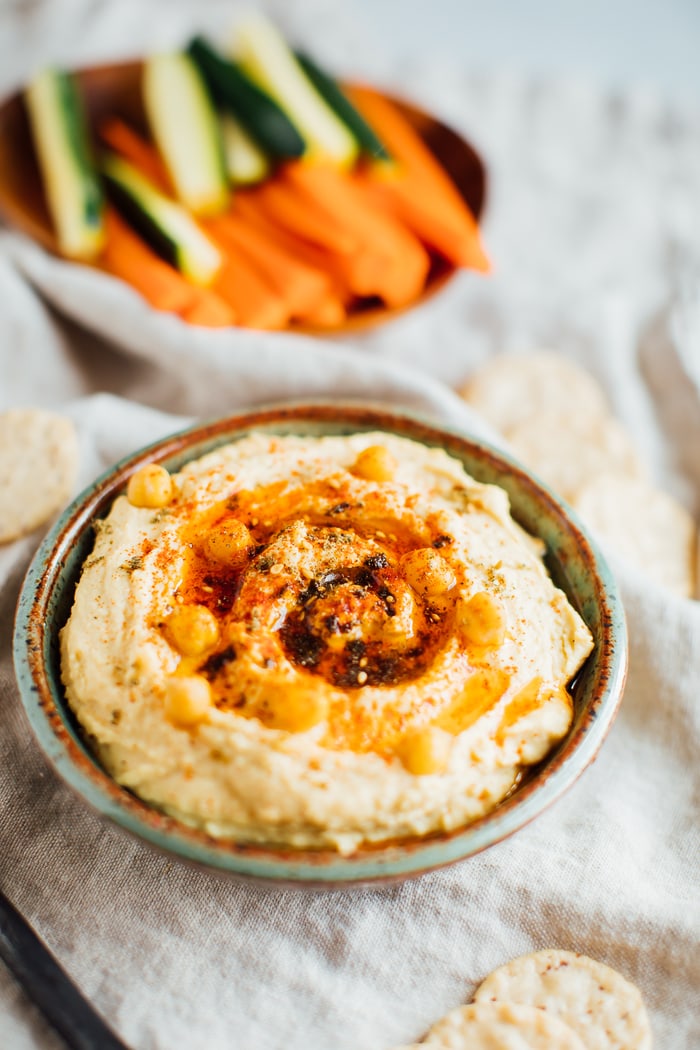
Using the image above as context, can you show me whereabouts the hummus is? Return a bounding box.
[60,432,593,853]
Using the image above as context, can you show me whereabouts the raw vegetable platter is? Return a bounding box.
[0,15,488,334]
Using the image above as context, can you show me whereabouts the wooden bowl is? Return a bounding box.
[0,61,487,335]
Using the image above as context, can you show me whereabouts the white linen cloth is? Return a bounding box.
[1,2,699,1048]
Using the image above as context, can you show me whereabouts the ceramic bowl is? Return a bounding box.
[13,404,627,886]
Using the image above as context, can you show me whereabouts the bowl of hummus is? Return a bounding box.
[14,404,627,884]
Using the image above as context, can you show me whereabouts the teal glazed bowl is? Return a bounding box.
[13,404,628,886]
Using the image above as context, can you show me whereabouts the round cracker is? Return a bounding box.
[0,409,79,543]
[460,352,609,435]
[506,410,645,502]
[473,949,652,1050]
[423,1000,585,1048]
[573,474,697,598]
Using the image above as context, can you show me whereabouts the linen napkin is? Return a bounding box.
[1,2,699,1048]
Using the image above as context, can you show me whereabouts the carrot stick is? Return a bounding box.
[236,183,429,311]
[345,86,472,204]
[250,179,359,255]
[238,184,392,304]
[210,249,290,330]
[345,86,490,272]
[98,119,171,193]
[296,295,347,328]
[103,208,235,325]
[282,162,431,307]
[206,211,335,319]
[360,168,489,271]
[232,193,354,304]
[101,208,198,313]
[180,289,236,328]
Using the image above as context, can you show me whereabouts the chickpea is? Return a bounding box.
[400,548,457,599]
[350,445,397,482]
[265,689,329,733]
[203,518,253,567]
[457,591,506,649]
[165,604,220,657]
[164,675,212,727]
[396,725,452,775]
[437,668,511,735]
[126,464,173,508]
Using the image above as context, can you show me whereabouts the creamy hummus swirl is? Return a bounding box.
[60,432,593,853]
